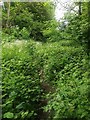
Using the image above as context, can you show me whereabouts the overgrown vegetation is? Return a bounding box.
[2,1,90,120]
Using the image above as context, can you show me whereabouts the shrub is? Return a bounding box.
[43,46,90,120]
[2,40,90,120]
[19,27,29,40]
[2,41,43,119]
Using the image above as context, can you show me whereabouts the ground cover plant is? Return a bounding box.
[2,40,90,120]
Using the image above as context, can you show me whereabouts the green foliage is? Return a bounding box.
[63,2,90,52]
[4,112,14,119]
[2,39,90,120]
[19,27,29,39]
[2,1,90,120]
[33,40,89,120]
[43,20,61,42]
[2,2,54,42]
[44,56,90,120]
[2,41,43,119]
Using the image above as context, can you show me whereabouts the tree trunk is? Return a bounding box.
[87,2,90,55]
[78,1,82,15]
[6,0,10,27]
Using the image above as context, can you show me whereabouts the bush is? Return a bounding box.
[2,26,30,41]
[2,40,90,120]
[19,27,29,40]
[2,41,43,119]
[42,44,90,120]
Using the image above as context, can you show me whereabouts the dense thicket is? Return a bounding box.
[63,2,90,54]
[2,2,54,41]
[2,1,90,120]
[2,40,90,120]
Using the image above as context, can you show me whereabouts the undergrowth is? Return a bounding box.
[2,40,90,120]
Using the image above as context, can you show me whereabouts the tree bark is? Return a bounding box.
[78,1,82,15]
[87,2,90,55]
[6,0,10,28]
